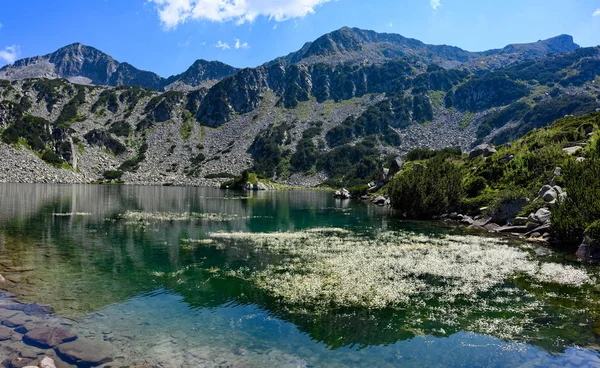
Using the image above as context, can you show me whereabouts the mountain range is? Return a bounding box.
[0,27,598,188]
[0,27,580,90]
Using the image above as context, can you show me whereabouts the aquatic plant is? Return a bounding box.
[205,228,593,311]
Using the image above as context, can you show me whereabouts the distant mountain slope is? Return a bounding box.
[163,60,240,91]
[268,27,580,69]
[0,28,596,188]
[0,43,239,91]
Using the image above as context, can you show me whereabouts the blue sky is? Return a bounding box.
[1,0,600,77]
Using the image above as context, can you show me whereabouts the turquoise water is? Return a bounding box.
[0,183,599,367]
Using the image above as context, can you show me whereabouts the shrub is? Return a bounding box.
[349,184,369,197]
[551,156,600,247]
[585,220,600,241]
[463,176,487,197]
[103,170,123,180]
[388,157,464,218]
[41,150,64,165]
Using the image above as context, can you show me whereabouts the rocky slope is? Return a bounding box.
[269,27,579,69]
[0,28,598,188]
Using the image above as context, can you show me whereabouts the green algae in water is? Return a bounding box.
[0,183,600,366]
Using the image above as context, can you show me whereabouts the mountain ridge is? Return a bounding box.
[0,27,581,91]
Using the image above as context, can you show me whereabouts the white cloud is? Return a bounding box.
[0,23,3,30]
[234,38,249,49]
[214,40,231,50]
[430,0,442,10]
[0,45,20,64]
[593,8,600,17]
[148,0,333,29]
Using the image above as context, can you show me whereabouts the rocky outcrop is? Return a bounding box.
[333,188,351,199]
[469,143,497,159]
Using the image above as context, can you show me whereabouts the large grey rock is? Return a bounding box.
[372,196,387,206]
[55,339,114,367]
[496,225,529,234]
[389,157,405,176]
[23,327,77,348]
[334,188,351,199]
[491,197,529,224]
[0,325,13,341]
[562,146,583,155]
[541,188,557,202]
[576,227,600,261]
[40,357,58,368]
[255,182,268,191]
[2,313,33,329]
[530,208,551,225]
[469,143,497,159]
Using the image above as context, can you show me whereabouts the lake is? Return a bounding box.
[0,183,599,367]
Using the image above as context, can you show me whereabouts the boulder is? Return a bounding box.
[484,223,501,232]
[40,357,57,368]
[2,313,33,329]
[496,225,529,234]
[389,157,405,176]
[334,189,351,199]
[469,143,497,159]
[459,216,474,226]
[372,196,387,206]
[255,182,268,191]
[576,223,600,261]
[0,325,13,341]
[526,224,551,237]
[562,146,583,155]
[23,327,77,349]
[541,189,557,203]
[55,339,114,367]
[576,157,586,163]
[531,208,552,224]
[491,197,529,224]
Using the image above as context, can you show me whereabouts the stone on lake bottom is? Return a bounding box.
[55,339,114,367]
[23,327,77,349]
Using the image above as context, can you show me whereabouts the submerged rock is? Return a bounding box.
[23,327,77,349]
[55,339,114,367]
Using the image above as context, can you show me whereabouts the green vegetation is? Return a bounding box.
[388,156,464,218]
[91,90,119,114]
[180,119,194,141]
[119,141,148,172]
[55,85,86,127]
[41,150,65,166]
[551,141,600,247]
[249,123,293,178]
[102,170,124,181]
[109,121,131,137]
[23,79,73,112]
[386,111,600,249]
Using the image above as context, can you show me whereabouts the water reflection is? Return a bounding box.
[0,183,599,367]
